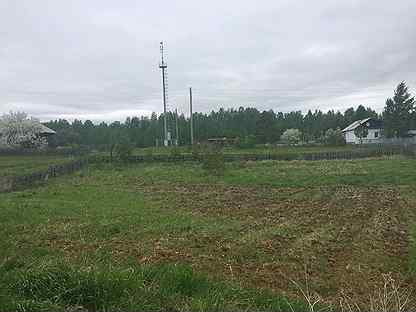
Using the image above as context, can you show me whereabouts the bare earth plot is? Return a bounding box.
[1,156,416,310]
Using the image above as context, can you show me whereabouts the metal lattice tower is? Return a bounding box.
[159,41,169,146]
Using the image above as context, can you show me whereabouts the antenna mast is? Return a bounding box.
[159,41,169,146]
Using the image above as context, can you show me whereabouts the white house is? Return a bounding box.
[342,118,384,144]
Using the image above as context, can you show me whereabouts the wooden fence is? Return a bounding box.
[89,145,415,164]
[0,147,90,156]
[2,146,414,193]
[0,159,87,193]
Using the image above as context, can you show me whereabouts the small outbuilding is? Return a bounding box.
[206,137,237,146]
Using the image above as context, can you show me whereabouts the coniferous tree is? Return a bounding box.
[33,102,400,148]
[383,81,415,137]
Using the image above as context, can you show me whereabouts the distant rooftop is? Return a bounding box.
[39,124,56,135]
[342,118,383,132]
[0,123,55,135]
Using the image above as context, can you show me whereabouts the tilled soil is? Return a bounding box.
[45,179,416,305]
[139,182,415,303]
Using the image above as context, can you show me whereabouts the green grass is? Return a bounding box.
[410,225,416,274]
[1,156,416,311]
[112,156,416,188]
[0,155,75,177]
[0,260,305,312]
[87,145,361,157]
[128,145,358,156]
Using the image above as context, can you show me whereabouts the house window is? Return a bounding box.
[374,131,379,138]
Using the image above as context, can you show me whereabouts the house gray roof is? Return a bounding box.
[341,118,372,132]
[39,124,56,135]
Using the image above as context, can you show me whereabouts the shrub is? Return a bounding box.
[280,129,302,145]
[238,135,257,149]
[115,139,133,162]
[354,125,369,144]
[324,128,346,146]
[202,150,225,175]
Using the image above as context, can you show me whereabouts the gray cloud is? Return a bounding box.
[1,0,415,121]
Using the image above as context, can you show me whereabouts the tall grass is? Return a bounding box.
[409,225,416,275]
[0,260,306,312]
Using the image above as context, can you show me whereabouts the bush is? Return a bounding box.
[115,139,133,162]
[237,135,257,149]
[280,129,302,145]
[324,128,346,146]
[202,150,225,175]
[354,125,369,144]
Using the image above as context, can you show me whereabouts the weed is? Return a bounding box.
[202,150,225,175]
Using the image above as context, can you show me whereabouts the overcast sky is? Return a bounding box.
[1,0,416,122]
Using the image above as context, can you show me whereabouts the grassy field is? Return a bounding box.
[0,155,75,177]
[129,145,360,156]
[1,156,416,311]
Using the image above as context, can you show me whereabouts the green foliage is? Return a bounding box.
[43,104,381,149]
[0,261,305,312]
[114,138,133,162]
[354,125,369,144]
[169,146,182,158]
[238,135,257,149]
[255,110,280,143]
[280,128,302,145]
[202,150,225,175]
[324,128,346,146]
[383,81,415,138]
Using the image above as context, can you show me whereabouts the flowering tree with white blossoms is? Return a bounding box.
[0,112,48,149]
[280,128,302,145]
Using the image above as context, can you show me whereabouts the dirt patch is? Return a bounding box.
[138,182,415,303]
[44,180,416,305]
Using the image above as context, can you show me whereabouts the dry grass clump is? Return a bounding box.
[290,269,413,312]
[339,273,413,312]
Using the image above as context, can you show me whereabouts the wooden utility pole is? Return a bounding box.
[189,87,194,145]
[175,108,179,146]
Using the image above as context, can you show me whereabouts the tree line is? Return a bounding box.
[41,81,415,149]
[43,105,376,148]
